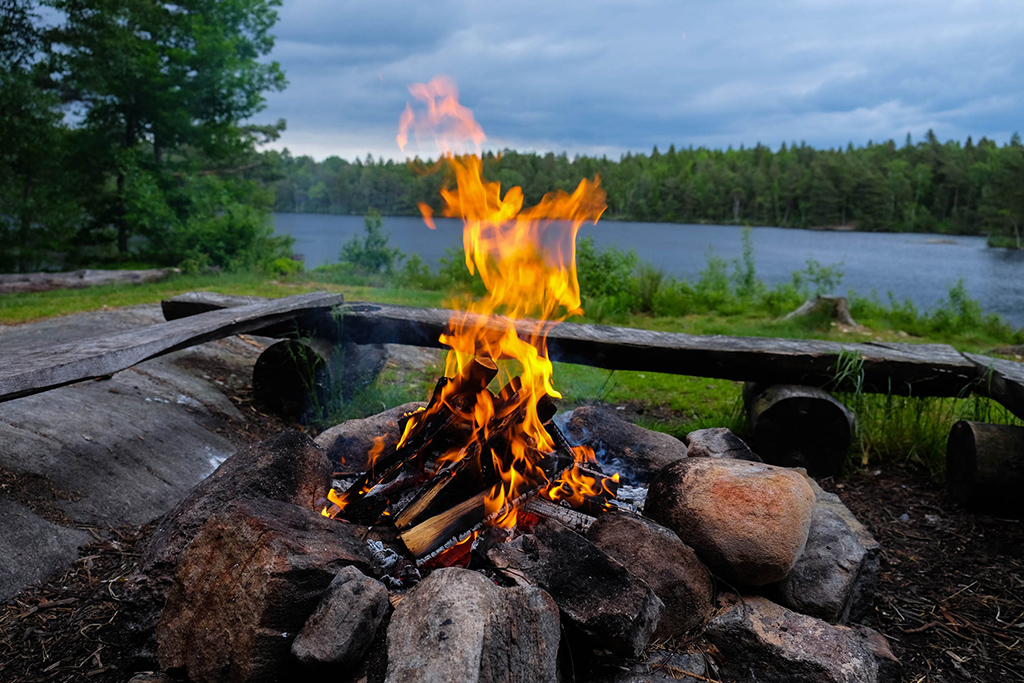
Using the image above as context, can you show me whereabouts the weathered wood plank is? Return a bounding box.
[0,292,345,403]
[338,303,978,397]
[161,291,343,341]
[963,353,1024,421]
[0,268,178,294]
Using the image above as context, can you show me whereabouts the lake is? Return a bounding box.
[273,213,1024,329]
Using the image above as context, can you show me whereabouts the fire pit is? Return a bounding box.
[118,79,900,683]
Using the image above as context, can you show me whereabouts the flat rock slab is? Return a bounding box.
[561,406,688,484]
[0,499,90,600]
[0,305,264,601]
[705,595,900,683]
[386,567,560,683]
[157,498,373,683]
[489,519,664,658]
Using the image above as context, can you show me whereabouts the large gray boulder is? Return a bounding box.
[770,474,880,623]
[156,499,373,683]
[385,567,560,683]
[645,458,815,585]
[123,430,332,661]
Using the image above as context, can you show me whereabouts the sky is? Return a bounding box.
[260,0,1024,162]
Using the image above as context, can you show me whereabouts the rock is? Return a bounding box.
[587,513,713,638]
[488,519,663,658]
[770,474,880,623]
[592,652,708,682]
[705,595,900,683]
[122,430,332,659]
[127,674,178,683]
[156,498,373,683]
[0,304,259,600]
[292,566,390,669]
[644,458,815,586]
[143,430,331,577]
[0,499,90,602]
[340,342,389,400]
[385,567,560,683]
[315,401,426,472]
[561,406,688,484]
[685,427,762,462]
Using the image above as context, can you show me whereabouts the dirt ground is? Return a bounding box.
[1,410,1021,681]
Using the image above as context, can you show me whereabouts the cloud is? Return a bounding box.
[259,0,1024,160]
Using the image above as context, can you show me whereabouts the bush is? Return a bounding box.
[577,237,639,317]
[340,210,404,274]
[266,256,303,276]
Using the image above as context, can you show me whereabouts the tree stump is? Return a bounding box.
[946,420,1024,518]
[783,295,861,328]
[743,383,855,477]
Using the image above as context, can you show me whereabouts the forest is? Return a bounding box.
[2,0,1024,277]
[271,134,1024,246]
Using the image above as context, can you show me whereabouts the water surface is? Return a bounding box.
[273,213,1024,328]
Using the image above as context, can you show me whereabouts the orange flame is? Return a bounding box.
[398,76,609,528]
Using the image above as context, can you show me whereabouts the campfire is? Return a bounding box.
[122,76,898,683]
[321,77,620,566]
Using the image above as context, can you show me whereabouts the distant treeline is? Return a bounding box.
[271,131,1024,245]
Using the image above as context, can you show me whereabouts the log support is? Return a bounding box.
[946,420,1024,518]
[743,383,855,477]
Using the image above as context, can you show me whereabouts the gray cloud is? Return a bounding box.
[259,0,1024,160]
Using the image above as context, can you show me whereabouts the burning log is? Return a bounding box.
[946,420,1024,518]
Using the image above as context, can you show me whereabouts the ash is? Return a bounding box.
[611,485,648,513]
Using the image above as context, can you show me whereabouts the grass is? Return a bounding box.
[3,264,1022,477]
[0,271,447,325]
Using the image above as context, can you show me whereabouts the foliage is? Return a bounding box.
[339,210,404,275]
[270,134,1024,244]
[0,0,84,272]
[0,0,289,273]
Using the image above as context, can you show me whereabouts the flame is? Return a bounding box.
[398,76,608,528]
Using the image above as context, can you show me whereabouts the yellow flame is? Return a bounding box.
[397,76,609,529]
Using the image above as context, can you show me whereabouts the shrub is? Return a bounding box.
[340,210,404,274]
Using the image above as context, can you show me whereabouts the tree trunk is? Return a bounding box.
[743,383,855,477]
[946,421,1024,518]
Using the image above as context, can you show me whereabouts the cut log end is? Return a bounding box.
[744,383,854,477]
[252,339,334,422]
[946,420,1024,518]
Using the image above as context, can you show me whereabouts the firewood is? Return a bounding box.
[521,497,596,532]
[401,451,576,562]
[331,360,496,517]
[399,491,488,560]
